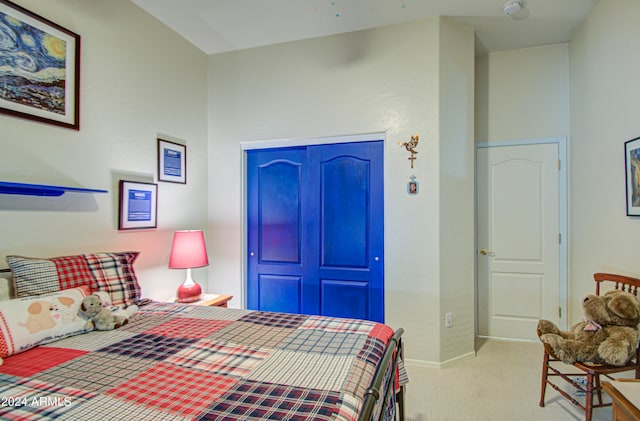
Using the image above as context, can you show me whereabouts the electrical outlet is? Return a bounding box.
[445,312,453,328]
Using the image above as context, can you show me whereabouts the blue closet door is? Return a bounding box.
[247,147,308,314]
[247,141,384,322]
[307,142,384,322]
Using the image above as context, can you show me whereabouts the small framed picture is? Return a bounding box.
[407,175,419,195]
[625,137,640,216]
[158,139,186,184]
[118,181,158,230]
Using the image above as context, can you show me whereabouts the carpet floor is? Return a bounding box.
[402,338,626,420]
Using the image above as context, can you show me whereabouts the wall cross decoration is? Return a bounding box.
[399,134,419,168]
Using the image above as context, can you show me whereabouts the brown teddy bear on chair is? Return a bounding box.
[537,289,640,366]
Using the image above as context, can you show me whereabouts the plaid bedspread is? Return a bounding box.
[0,302,399,420]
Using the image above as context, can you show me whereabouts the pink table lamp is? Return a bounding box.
[169,230,208,303]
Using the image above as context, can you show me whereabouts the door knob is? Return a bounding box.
[479,248,495,256]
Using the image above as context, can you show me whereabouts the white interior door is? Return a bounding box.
[477,143,561,341]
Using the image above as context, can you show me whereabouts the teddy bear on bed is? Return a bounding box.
[537,289,640,366]
[80,292,138,331]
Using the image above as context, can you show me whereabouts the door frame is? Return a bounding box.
[240,131,387,308]
[474,136,568,335]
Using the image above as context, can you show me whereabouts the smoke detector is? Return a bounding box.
[503,1,522,16]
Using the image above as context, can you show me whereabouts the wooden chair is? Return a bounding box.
[539,273,640,421]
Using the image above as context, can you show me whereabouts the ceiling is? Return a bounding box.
[131,0,599,55]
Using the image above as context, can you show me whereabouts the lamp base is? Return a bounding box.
[177,281,202,303]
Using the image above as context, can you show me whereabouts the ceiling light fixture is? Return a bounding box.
[503,0,522,16]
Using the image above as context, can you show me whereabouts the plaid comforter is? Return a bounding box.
[0,302,398,420]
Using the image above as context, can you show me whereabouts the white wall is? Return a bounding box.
[569,0,640,322]
[0,0,208,301]
[475,0,640,325]
[475,44,570,143]
[208,18,475,364]
[439,19,476,363]
[474,44,570,332]
[4,0,633,364]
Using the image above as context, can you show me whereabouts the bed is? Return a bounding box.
[0,252,406,420]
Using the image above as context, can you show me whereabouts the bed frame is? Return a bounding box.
[359,328,406,421]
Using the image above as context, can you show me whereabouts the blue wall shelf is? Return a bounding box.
[0,181,108,197]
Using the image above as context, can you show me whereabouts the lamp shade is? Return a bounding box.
[169,230,209,269]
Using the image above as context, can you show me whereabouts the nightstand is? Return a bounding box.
[196,294,233,307]
[171,293,233,307]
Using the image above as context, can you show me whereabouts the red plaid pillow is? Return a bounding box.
[6,252,141,307]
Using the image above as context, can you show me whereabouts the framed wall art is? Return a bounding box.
[118,181,158,230]
[0,0,80,130]
[406,175,419,195]
[625,137,640,216]
[157,139,186,184]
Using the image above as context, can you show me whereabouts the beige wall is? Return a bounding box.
[474,44,570,330]
[0,0,208,301]
[475,0,640,326]
[207,18,475,364]
[475,43,570,143]
[0,2,475,366]
[569,0,640,322]
[10,0,634,365]
[439,18,476,363]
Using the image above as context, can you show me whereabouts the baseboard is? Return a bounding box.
[405,350,476,369]
[439,351,476,368]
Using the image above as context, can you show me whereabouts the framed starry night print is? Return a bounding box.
[0,0,80,130]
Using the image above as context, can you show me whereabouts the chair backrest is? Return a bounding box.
[593,272,640,296]
[594,272,640,363]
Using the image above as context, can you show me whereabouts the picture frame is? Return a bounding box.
[118,181,158,230]
[157,139,187,184]
[625,137,640,216]
[407,181,419,195]
[0,0,81,130]
[406,175,419,195]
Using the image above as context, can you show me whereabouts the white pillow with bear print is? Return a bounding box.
[0,286,90,358]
